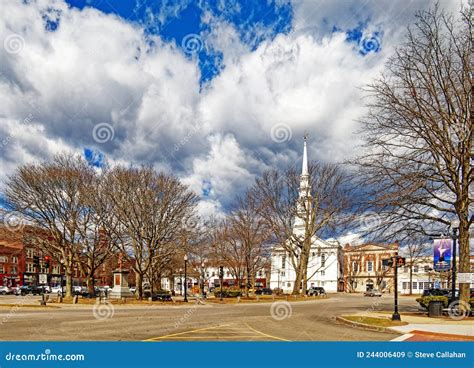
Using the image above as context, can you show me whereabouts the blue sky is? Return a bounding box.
[0,0,462,231]
[65,0,293,83]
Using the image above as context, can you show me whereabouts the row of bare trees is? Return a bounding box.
[4,154,198,298]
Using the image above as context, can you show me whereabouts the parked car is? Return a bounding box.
[421,288,449,297]
[364,289,382,297]
[51,286,64,295]
[255,288,273,296]
[15,285,46,296]
[307,287,326,296]
[129,287,136,294]
[0,286,12,295]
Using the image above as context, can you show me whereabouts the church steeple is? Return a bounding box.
[299,133,310,198]
[302,134,308,176]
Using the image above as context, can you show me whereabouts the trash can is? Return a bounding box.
[428,301,443,317]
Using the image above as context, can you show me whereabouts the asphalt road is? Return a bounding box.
[0,294,419,341]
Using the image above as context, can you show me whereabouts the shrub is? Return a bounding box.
[416,295,449,309]
[214,289,242,298]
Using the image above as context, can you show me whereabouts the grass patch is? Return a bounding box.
[344,315,408,327]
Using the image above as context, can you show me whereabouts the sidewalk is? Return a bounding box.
[361,311,474,341]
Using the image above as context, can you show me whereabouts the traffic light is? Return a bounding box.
[44,256,50,270]
[396,257,406,267]
[33,255,40,268]
[219,266,224,278]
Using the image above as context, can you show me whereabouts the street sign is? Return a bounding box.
[39,274,47,284]
[457,273,474,283]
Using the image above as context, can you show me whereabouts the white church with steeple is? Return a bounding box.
[269,136,344,293]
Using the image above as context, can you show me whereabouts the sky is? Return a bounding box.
[0,0,465,225]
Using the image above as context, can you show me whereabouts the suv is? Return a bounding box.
[307,287,326,296]
[255,288,273,296]
[422,288,449,297]
[15,285,46,296]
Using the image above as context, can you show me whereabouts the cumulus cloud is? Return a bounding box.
[0,0,464,217]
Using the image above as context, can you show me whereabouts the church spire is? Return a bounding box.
[299,133,310,198]
[302,133,308,176]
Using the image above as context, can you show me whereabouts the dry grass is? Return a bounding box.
[343,315,408,327]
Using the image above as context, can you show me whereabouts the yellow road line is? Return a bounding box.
[151,335,269,339]
[244,323,291,342]
[144,324,230,341]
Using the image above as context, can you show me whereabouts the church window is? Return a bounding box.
[321,254,326,267]
[281,254,286,269]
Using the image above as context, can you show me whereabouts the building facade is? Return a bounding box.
[343,243,398,293]
[398,255,474,294]
[269,138,343,293]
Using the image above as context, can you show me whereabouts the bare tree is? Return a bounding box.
[352,5,472,303]
[251,162,355,295]
[4,154,95,297]
[224,193,271,296]
[102,166,197,299]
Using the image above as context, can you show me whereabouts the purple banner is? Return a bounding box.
[433,238,452,272]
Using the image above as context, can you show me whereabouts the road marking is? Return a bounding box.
[144,324,231,341]
[391,333,414,342]
[244,323,291,342]
[145,323,290,342]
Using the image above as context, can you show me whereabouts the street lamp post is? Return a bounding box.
[183,255,188,302]
[392,254,401,321]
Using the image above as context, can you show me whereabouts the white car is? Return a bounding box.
[0,286,12,295]
[51,286,64,295]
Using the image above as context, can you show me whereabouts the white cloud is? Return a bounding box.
[0,0,464,213]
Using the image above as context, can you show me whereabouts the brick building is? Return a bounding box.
[343,243,399,293]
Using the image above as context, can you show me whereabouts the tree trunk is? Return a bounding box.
[292,264,302,295]
[136,272,143,300]
[65,270,73,298]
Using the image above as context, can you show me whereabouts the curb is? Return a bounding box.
[335,316,399,333]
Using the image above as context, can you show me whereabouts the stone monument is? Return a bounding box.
[110,254,132,299]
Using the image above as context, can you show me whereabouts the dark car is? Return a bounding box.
[307,287,326,296]
[255,288,273,296]
[422,288,449,297]
[15,285,46,296]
